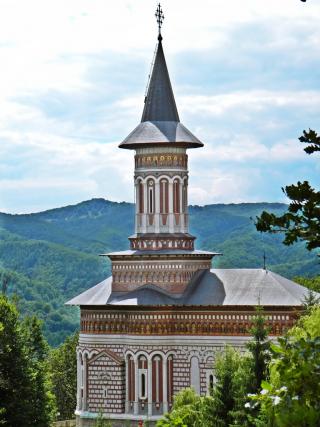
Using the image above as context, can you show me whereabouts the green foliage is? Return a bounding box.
[49,332,78,421]
[249,336,320,427]
[157,388,214,427]
[22,316,56,426]
[255,130,320,251]
[0,296,54,427]
[212,346,253,427]
[299,129,320,155]
[288,305,320,340]
[246,307,271,393]
[94,409,112,427]
[248,307,320,426]
[294,275,320,293]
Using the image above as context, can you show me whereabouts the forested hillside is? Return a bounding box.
[0,198,318,345]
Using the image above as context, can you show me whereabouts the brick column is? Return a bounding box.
[134,182,139,234]
[125,356,129,413]
[83,354,88,411]
[134,359,139,415]
[163,357,168,414]
[148,359,152,416]
[76,351,81,410]
[155,181,160,233]
[179,181,183,232]
[168,181,174,233]
[142,180,148,233]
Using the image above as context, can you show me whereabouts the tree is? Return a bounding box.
[248,307,320,427]
[23,316,56,426]
[247,306,271,393]
[94,410,112,427]
[294,275,320,293]
[157,388,214,427]
[0,296,34,427]
[0,271,12,296]
[211,346,253,427]
[255,129,320,251]
[49,332,78,420]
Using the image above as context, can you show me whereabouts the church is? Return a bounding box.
[67,5,311,426]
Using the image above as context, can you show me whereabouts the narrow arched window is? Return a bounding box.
[160,179,169,214]
[138,355,148,400]
[147,179,155,214]
[138,181,144,213]
[182,181,188,213]
[209,374,214,391]
[141,373,146,398]
[173,179,180,213]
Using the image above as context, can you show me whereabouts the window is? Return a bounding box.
[160,179,169,214]
[138,181,144,213]
[182,182,188,213]
[209,375,214,391]
[138,356,148,400]
[173,180,180,213]
[206,371,216,395]
[141,373,146,398]
[102,385,108,398]
[147,180,155,214]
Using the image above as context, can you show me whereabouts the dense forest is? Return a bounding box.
[0,198,318,345]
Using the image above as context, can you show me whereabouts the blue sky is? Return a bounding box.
[0,0,319,213]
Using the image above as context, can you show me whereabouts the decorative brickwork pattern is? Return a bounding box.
[81,306,300,336]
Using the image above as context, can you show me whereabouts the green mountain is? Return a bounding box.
[0,199,318,346]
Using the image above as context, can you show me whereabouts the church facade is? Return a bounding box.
[67,8,310,427]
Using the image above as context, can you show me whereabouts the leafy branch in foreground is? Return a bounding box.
[255,130,320,251]
[247,306,320,427]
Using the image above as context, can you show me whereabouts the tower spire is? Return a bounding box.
[119,4,203,149]
[155,3,164,41]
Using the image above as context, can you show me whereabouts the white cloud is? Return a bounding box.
[180,90,320,117]
[189,168,259,205]
[0,0,319,212]
[190,135,305,164]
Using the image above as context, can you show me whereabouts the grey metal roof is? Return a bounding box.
[141,39,179,122]
[66,268,314,307]
[119,121,203,149]
[104,249,217,257]
[119,39,203,150]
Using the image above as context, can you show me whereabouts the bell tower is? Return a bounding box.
[107,4,217,294]
[119,5,203,252]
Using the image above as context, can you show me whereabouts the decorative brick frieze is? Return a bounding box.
[135,153,188,169]
[109,253,212,293]
[129,232,194,251]
[80,306,301,337]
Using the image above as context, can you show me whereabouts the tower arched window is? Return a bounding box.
[138,355,148,400]
[182,181,188,213]
[138,181,144,214]
[160,179,169,214]
[147,179,155,214]
[173,179,180,213]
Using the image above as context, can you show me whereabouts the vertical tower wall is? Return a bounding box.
[134,146,188,235]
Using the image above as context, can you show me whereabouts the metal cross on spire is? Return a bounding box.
[155,3,164,40]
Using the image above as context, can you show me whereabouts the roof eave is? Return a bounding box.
[118,140,204,150]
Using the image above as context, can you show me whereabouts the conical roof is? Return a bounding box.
[141,38,179,122]
[119,36,203,149]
